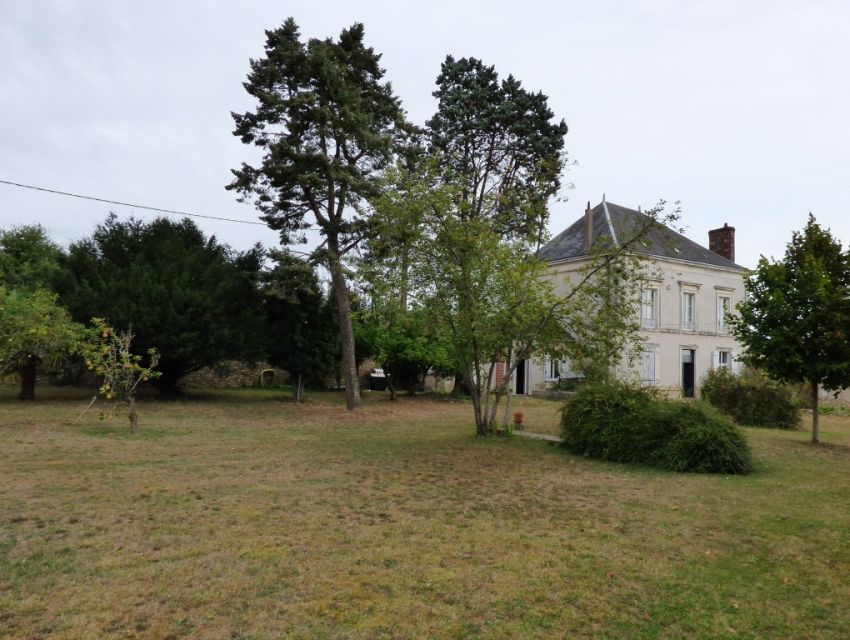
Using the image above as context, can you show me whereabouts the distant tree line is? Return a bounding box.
[0,218,343,400]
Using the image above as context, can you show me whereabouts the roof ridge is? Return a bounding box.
[539,200,745,270]
[601,198,619,248]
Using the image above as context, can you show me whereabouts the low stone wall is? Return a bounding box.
[179,361,289,389]
[186,358,375,391]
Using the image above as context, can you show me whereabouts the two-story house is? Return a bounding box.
[514,198,747,398]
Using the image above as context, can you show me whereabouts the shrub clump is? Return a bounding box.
[561,381,753,474]
[701,368,801,429]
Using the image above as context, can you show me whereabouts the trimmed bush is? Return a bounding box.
[561,381,753,474]
[701,368,801,429]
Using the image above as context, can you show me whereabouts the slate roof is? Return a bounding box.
[539,201,745,270]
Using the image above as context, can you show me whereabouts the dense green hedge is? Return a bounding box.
[701,368,801,429]
[561,382,753,474]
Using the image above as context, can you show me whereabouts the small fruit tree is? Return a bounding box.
[83,318,160,433]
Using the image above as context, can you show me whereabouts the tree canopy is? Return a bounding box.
[369,161,571,432]
[427,56,568,242]
[734,214,850,443]
[0,287,86,400]
[228,17,407,410]
[0,224,79,400]
[0,224,63,291]
[56,215,265,394]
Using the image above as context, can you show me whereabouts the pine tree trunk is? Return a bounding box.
[328,253,360,411]
[128,396,138,434]
[18,357,38,401]
[811,381,819,444]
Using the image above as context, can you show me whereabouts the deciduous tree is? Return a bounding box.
[0,288,85,400]
[413,58,573,433]
[371,66,675,433]
[734,215,850,443]
[559,203,677,382]
[0,224,63,291]
[81,318,161,433]
[359,170,452,400]
[371,158,572,433]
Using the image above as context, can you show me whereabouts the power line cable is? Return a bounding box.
[0,177,327,258]
[0,178,269,227]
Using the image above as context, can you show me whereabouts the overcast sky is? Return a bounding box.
[2,0,849,268]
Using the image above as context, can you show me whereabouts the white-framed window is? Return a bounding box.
[544,356,561,381]
[641,288,658,329]
[544,356,580,381]
[681,291,696,331]
[717,296,731,333]
[712,350,743,374]
[641,344,659,386]
[713,350,731,369]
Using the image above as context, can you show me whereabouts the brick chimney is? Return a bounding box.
[584,201,593,252]
[708,223,735,262]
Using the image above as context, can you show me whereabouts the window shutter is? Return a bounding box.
[653,347,661,386]
[731,352,742,374]
[712,351,720,370]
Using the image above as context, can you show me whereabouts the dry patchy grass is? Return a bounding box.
[1,387,849,639]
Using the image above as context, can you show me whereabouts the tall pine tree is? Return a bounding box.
[228,18,406,410]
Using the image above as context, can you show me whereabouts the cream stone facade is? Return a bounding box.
[514,199,747,399]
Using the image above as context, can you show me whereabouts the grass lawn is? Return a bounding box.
[1,386,850,639]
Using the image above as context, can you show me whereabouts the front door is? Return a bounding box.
[515,359,526,395]
[681,349,695,398]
